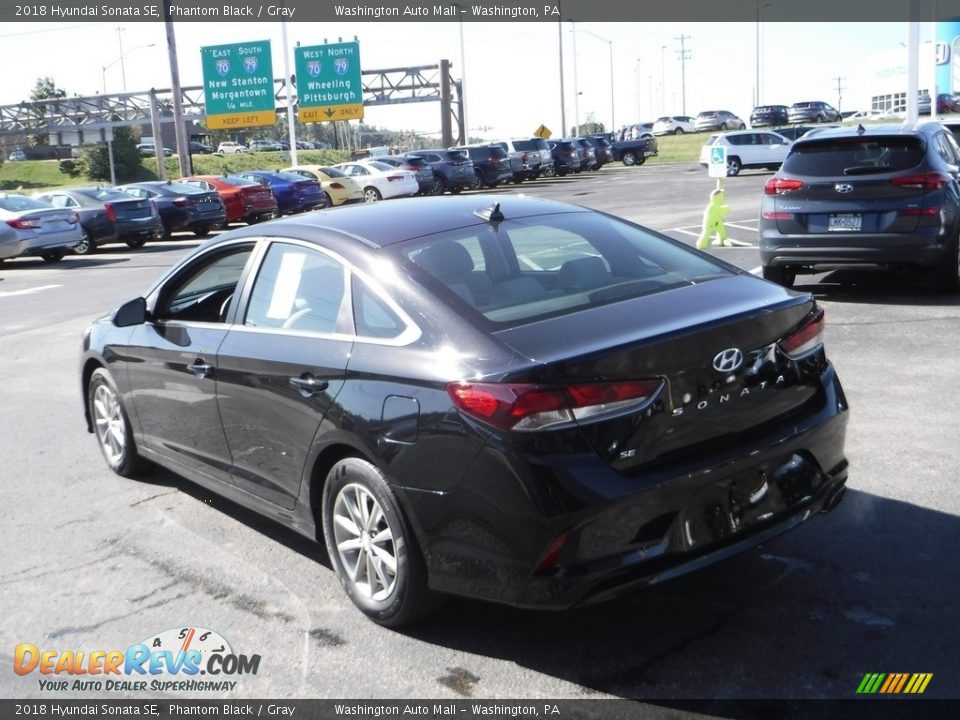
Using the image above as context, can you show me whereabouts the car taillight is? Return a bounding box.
[521,152,529,163]
[330,182,345,189]
[890,172,952,191]
[762,211,794,220]
[900,207,940,216]
[387,175,404,182]
[779,306,825,359]
[104,203,117,221]
[447,379,663,431]
[173,197,190,207]
[6,218,41,229]
[764,178,805,195]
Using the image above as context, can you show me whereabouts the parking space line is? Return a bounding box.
[0,284,62,299]
[726,222,759,232]
[669,228,757,248]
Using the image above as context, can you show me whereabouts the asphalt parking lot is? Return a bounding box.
[1,163,958,703]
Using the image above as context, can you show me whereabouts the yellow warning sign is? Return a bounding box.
[534,124,552,139]
[299,104,365,123]
[205,110,277,130]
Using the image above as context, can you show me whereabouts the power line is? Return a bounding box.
[675,35,692,116]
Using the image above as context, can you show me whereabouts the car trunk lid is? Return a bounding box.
[489,276,820,474]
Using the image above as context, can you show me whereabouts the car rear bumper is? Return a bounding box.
[760,226,954,269]
[404,364,848,609]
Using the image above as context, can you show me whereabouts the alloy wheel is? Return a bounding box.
[92,383,126,466]
[332,483,398,601]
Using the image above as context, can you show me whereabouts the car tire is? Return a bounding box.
[323,192,334,207]
[720,122,729,131]
[726,156,742,177]
[192,225,212,238]
[322,457,439,627]
[41,250,67,263]
[364,186,382,203]
[88,368,148,478]
[621,151,638,166]
[72,231,95,255]
[428,179,444,196]
[470,172,484,191]
[762,265,796,288]
[739,123,746,130]
[673,127,684,135]
[126,237,147,249]
[449,186,463,195]
[816,115,825,123]
[937,238,960,293]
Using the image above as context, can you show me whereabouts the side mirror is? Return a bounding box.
[113,297,148,327]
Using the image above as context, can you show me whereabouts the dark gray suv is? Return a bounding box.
[759,122,960,292]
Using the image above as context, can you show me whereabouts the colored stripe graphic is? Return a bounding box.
[857,673,932,694]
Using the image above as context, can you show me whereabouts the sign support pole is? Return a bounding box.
[281,20,299,167]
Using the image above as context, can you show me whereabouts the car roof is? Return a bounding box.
[792,122,941,143]
[220,194,590,249]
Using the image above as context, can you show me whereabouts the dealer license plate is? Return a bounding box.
[828,213,862,232]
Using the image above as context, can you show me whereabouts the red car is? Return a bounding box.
[179,175,278,226]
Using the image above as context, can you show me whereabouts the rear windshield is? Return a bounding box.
[77,189,138,202]
[394,212,731,327]
[366,161,392,172]
[161,182,208,195]
[0,195,51,211]
[698,112,717,118]
[792,103,813,109]
[320,166,344,177]
[782,137,925,176]
[274,171,310,182]
[219,176,260,187]
[511,140,537,151]
[442,150,469,162]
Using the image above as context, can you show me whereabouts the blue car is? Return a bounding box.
[235,171,327,215]
[119,181,226,238]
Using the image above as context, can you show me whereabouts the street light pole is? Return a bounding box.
[459,20,468,143]
[756,2,770,107]
[660,45,666,114]
[578,28,615,135]
[635,59,641,121]
[571,21,579,136]
[558,21,566,137]
[102,43,156,94]
[116,27,127,92]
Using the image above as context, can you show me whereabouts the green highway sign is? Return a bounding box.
[201,40,276,129]
[294,41,364,123]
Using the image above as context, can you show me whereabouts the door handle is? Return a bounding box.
[289,375,329,398]
[190,359,214,379]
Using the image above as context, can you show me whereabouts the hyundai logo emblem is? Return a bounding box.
[713,348,744,373]
[835,183,854,193]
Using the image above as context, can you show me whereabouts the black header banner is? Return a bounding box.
[0,0,958,23]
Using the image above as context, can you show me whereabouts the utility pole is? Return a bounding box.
[834,76,846,113]
[675,35,691,116]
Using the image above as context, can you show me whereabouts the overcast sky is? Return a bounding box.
[0,21,923,138]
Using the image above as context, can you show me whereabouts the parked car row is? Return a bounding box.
[1,134,656,265]
[217,139,330,154]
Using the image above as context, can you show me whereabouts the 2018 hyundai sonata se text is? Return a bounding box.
[81,195,849,626]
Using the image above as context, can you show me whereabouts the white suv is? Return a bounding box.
[217,141,248,154]
[698,130,791,176]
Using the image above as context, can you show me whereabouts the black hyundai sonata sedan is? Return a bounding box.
[81,195,849,626]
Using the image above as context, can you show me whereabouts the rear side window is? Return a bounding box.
[782,137,925,176]
[396,213,730,326]
[245,243,346,333]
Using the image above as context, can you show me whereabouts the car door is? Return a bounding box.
[215,240,353,509]
[124,240,256,483]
